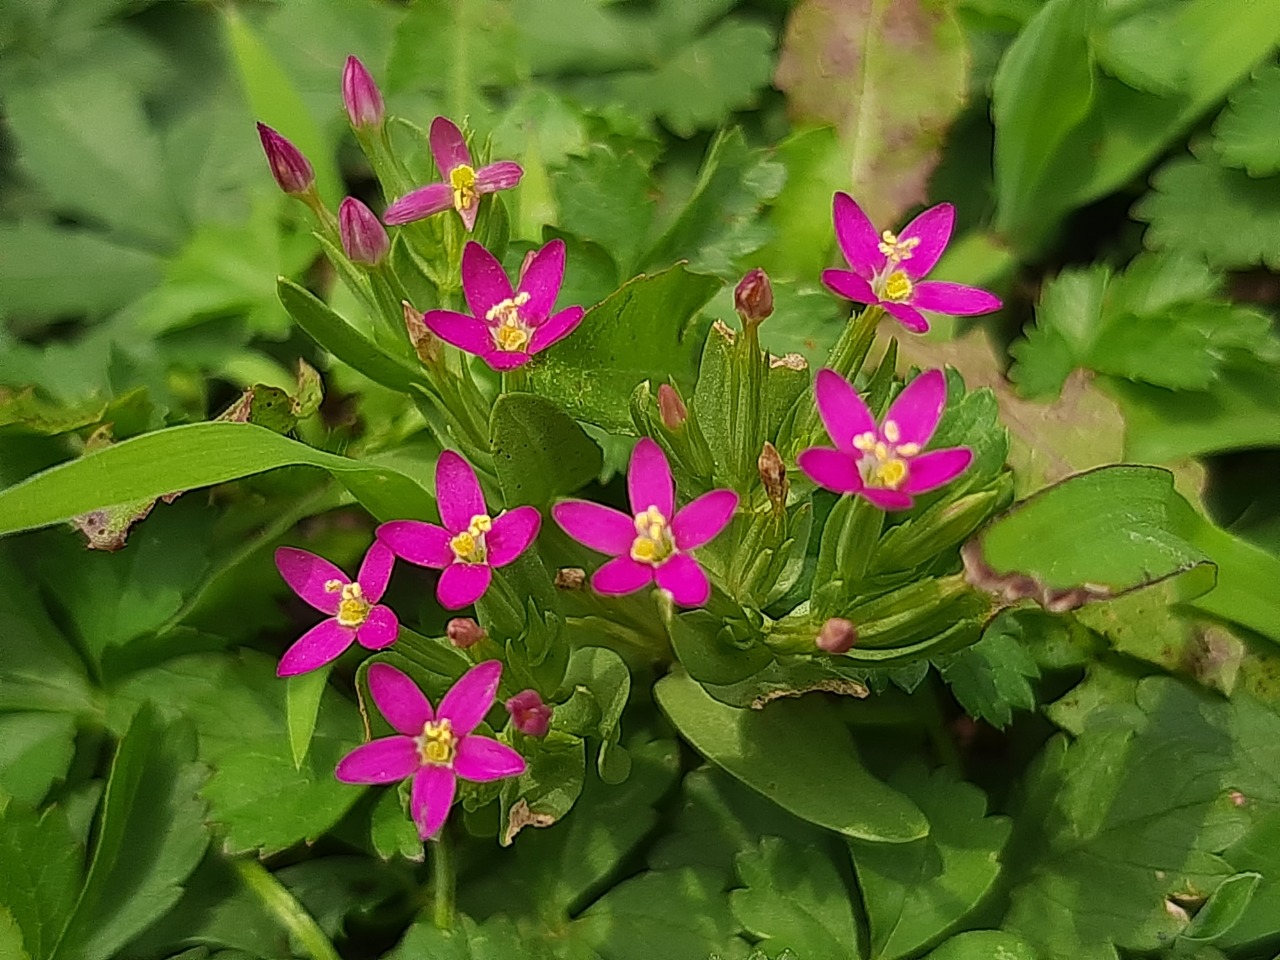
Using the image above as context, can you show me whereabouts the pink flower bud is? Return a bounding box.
[342,55,385,129]
[446,617,487,649]
[735,268,774,328]
[339,197,389,265]
[816,617,857,654]
[657,384,687,430]
[505,689,553,737]
[256,122,314,197]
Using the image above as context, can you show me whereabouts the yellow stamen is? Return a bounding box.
[883,420,900,443]
[450,164,478,213]
[334,582,370,627]
[883,270,913,302]
[630,505,675,566]
[873,459,908,489]
[878,230,920,263]
[417,718,457,766]
[450,513,494,564]
[486,292,533,353]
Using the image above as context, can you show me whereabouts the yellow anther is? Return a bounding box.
[852,431,877,452]
[417,718,457,766]
[883,421,901,443]
[324,579,344,593]
[450,529,486,564]
[468,514,493,536]
[487,292,533,353]
[883,270,913,302]
[450,164,478,212]
[878,230,920,263]
[873,459,908,489]
[335,582,370,627]
[898,442,921,457]
[630,506,674,566]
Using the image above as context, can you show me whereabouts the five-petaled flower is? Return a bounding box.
[383,117,522,231]
[336,661,525,840]
[552,438,737,607]
[420,239,584,370]
[822,193,1001,334]
[377,451,541,609]
[274,542,399,676]
[798,368,973,511]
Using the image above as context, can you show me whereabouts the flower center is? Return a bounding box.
[450,164,478,212]
[486,292,533,353]
[450,514,492,564]
[416,718,457,766]
[630,506,675,566]
[878,230,920,265]
[881,269,913,302]
[325,579,371,627]
[852,420,921,490]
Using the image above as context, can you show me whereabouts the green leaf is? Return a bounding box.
[370,788,422,863]
[1214,62,1280,177]
[0,422,435,537]
[0,805,81,960]
[850,763,1012,960]
[923,931,1037,960]
[1182,872,1261,943]
[392,914,562,960]
[528,265,721,433]
[286,666,332,769]
[0,908,30,960]
[654,671,928,842]
[551,145,654,280]
[731,837,861,957]
[1216,811,1280,949]
[936,613,1042,729]
[560,646,631,783]
[489,393,603,509]
[0,713,77,807]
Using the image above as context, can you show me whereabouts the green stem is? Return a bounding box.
[431,828,456,930]
[233,858,341,960]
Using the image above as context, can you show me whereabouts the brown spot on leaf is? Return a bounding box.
[503,798,557,846]
[750,677,870,710]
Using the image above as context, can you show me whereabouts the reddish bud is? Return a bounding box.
[816,617,857,654]
[342,55,385,129]
[506,689,553,737]
[256,122,315,196]
[735,268,774,328]
[446,617,487,649]
[657,384,688,431]
[339,197,389,265]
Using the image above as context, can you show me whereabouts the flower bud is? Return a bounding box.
[758,441,788,513]
[256,122,315,197]
[342,55,385,129]
[505,689,553,737]
[446,617,487,649]
[657,384,687,431]
[403,301,441,366]
[339,197,390,265]
[816,617,857,654]
[734,268,774,328]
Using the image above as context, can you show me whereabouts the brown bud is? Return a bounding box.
[446,617,487,649]
[816,617,857,654]
[758,441,788,512]
[734,268,773,328]
[657,384,688,431]
[403,301,441,366]
[554,567,587,590]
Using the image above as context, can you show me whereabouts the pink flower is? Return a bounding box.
[336,661,525,840]
[376,451,541,610]
[383,116,522,231]
[420,239,584,371]
[505,689,552,737]
[552,439,737,607]
[798,368,973,511]
[274,542,399,677]
[822,193,1001,334]
[342,55,384,129]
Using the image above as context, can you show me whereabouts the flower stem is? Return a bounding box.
[431,828,456,930]
[232,858,341,960]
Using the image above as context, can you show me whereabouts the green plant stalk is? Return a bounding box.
[432,828,456,930]
[785,304,882,453]
[232,858,341,960]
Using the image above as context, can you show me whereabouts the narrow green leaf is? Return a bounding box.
[286,666,332,770]
[489,393,602,508]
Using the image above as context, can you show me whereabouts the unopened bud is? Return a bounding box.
[446,617,486,649]
[256,122,315,196]
[339,197,389,265]
[816,617,857,654]
[758,441,788,512]
[554,567,587,590]
[657,384,687,431]
[342,55,384,129]
[403,301,441,366]
[505,689,553,737]
[734,268,773,328]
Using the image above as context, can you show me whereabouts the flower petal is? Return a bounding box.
[357,541,396,602]
[552,500,634,555]
[797,447,863,494]
[911,281,1002,316]
[482,350,531,371]
[277,619,355,677]
[487,506,541,567]
[517,239,565,321]
[438,659,502,736]
[591,555,654,596]
[421,308,495,357]
[437,563,492,610]
[454,735,527,782]
[821,269,877,305]
[436,450,486,533]
[335,735,419,784]
[458,197,479,232]
[367,662,433,735]
[884,369,947,448]
[429,116,471,176]
[275,547,344,614]
[672,490,738,551]
[882,301,930,334]
[627,438,674,517]
[655,553,711,606]
[475,161,523,195]
[902,447,973,494]
[460,241,514,321]
[528,306,584,355]
[898,203,954,278]
[377,520,454,568]
[833,192,886,277]
[383,183,452,225]
[411,764,457,840]
[860,487,915,511]
[814,368,876,453]
[357,605,399,650]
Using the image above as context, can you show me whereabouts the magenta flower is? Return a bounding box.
[506,690,552,737]
[256,123,314,197]
[377,451,541,610]
[552,439,738,607]
[822,193,1001,334]
[274,542,399,677]
[336,661,525,840]
[342,55,384,129]
[420,239,584,371]
[339,197,389,265]
[383,116,522,231]
[797,368,973,511]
